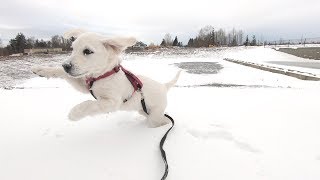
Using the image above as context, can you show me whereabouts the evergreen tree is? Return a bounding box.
[187,38,194,47]
[250,35,257,46]
[26,37,35,49]
[244,35,249,46]
[9,33,27,53]
[35,39,48,48]
[194,37,199,47]
[16,33,27,53]
[209,30,215,46]
[160,39,166,46]
[172,36,178,46]
[231,36,237,46]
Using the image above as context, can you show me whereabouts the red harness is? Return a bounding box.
[85,65,143,100]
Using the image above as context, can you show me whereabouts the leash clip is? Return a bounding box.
[138,89,145,100]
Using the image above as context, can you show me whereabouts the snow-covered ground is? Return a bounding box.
[225,47,320,75]
[1,47,320,180]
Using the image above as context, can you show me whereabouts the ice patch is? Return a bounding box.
[173,62,223,74]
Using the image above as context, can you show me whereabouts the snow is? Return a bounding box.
[225,46,320,76]
[1,47,320,180]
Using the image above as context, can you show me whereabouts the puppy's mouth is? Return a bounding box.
[68,71,88,78]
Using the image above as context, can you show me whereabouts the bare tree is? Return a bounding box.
[198,25,214,39]
[227,32,232,46]
[259,35,264,46]
[230,28,237,46]
[185,25,213,47]
[237,30,244,45]
[0,38,3,48]
[149,42,156,47]
[51,35,63,48]
[186,26,244,47]
[216,28,227,46]
[164,33,173,46]
[279,38,284,45]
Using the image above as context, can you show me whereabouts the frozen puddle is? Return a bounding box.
[173,62,223,74]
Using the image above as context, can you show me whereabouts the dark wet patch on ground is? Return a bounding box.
[173,62,223,74]
[177,83,287,88]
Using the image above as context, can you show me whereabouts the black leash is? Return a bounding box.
[160,114,174,180]
[140,94,174,180]
[88,74,174,180]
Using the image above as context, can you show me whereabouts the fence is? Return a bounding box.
[264,37,320,48]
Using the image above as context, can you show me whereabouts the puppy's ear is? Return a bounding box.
[102,37,137,54]
[63,29,86,40]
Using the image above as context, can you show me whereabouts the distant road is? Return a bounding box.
[267,61,320,69]
[277,47,320,60]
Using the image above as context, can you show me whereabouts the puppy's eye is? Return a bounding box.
[83,49,94,55]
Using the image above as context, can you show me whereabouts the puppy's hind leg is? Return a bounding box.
[147,108,170,128]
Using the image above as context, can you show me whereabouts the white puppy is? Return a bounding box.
[32,30,181,127]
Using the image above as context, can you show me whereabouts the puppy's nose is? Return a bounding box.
[62,63,72,73]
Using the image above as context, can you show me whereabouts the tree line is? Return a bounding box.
[159,25,258,47]
[0,33,73,56]
[0,27,261,56]
[160,33,183,47]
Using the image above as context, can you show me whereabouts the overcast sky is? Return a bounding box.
[1,0,320,45]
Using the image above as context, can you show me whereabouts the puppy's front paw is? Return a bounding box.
[68,101,91,121]
[31,66,49,78]
[68,106,83,121]
[68,110,81,121]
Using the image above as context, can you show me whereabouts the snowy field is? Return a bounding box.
[1,47,320,180]
[226,47,320,75]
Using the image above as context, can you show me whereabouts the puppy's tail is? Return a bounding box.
[165,70,181,90]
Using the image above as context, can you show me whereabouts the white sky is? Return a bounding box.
[1,0,320,45]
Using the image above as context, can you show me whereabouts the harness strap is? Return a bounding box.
[88,81,97,99]
[85,66,120,90]
[86,65,143,101]
[120,65,143,91]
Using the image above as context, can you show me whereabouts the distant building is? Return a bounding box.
[9,53,23,57]
[24,48,63,55]
[127,41,147,51]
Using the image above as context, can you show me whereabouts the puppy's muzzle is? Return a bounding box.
[62,62,72,73]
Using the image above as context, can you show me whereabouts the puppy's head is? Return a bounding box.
[62,29,136,78]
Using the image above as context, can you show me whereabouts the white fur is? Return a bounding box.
[32,30,181,127]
